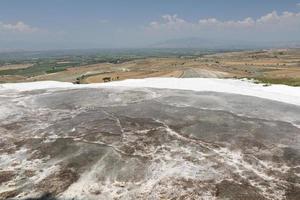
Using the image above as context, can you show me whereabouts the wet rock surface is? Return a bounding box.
[0,87,300,200]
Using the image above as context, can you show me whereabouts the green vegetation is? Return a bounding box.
[46,68,66,74]
[0,48,217,77]
[0,62,77,77]
[254,77,300,87]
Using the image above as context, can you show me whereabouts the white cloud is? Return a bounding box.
[198,17,255,28]
[257,11,280,23]
[0,21,39,33]
[297,3,300,7]
[149,14,188,30]
[147,11,300,32]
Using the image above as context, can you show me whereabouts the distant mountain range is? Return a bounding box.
[150,37,300,49]
[1,38,300,55]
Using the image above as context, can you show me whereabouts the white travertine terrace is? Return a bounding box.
[1,78,300,106]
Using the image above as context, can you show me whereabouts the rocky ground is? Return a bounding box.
[0,84,300,200]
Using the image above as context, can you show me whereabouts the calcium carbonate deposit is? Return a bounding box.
[0,78,299,200]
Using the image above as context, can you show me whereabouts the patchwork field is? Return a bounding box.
[1,49,300,86]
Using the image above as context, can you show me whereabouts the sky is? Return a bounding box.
[0,0,300,50]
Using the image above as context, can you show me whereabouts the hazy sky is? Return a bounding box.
[0,0,300,50]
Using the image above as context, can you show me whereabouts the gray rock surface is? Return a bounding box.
[0,87,299,200]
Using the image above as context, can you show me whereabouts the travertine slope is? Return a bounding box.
[0,79,299,200]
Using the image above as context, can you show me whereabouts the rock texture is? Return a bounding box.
[0,87,300,200]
